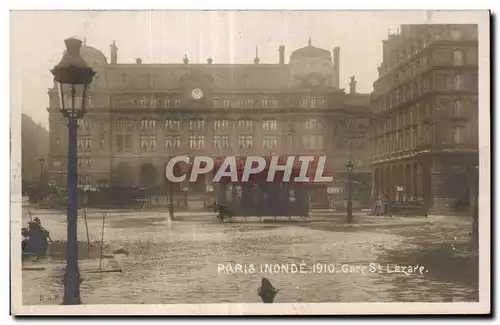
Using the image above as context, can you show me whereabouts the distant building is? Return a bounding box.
[47,39,372,208]
[371,24,479,213]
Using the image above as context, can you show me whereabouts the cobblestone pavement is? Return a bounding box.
[19,208,478,305]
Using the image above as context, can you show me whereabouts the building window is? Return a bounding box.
[213,99,219,108]
[77,156,84,168]
[140,119,156,132]
[238,135,253,149]
[115,119,133,152]
[149,136,156,151]
[81,136,92,151]
[189,135,204,150]
[213,120,229,133]
[246,99,254,108]
[287,134,295,151]
[99,123,105,151]
[301,98,325,108]
[223,99,230,108]
[302,134,324,150]
[263,136,277,149]
[303,118,323,130]
[174,99,181,108]
[166,135,180,149]
[165,99,172,108]
[189,119,205,132]
[454,125,465,143]
[140,98,147,107]
[140,136,156,152]
[237,119,253,132]
[451,28,463,40]
[262,119,277,131]
[358,139,364,149]
[453,74,462,90]
[85,175,92,186]
[454,100,462,116]
[271,99,278,109]
[453,49,465,66]
[77,137,84,151]
[165,119,181,132]
[214,135,229,149]
[83,119,91,130]
[261,99,268,108]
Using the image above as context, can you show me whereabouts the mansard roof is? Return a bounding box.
[106,64,291,90]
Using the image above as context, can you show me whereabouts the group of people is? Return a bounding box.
[22,217,51,256]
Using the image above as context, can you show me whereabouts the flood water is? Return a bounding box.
[20,209,479,305]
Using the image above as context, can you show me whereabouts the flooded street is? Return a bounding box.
[20,208,478,305]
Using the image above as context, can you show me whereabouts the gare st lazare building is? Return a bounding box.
[46,38,372,209]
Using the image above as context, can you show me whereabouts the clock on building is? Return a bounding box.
[191,88,204,100]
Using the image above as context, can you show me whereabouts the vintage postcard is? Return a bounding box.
[10,10,490,315]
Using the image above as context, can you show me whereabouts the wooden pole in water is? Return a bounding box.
[83,210,90,252]
[99,213,106,270]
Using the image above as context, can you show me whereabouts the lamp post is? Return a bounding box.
[51,37,95,305]
[38,156,45,202]
[346,160,354,223]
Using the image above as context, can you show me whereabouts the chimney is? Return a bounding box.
[110,41,118,64]
[279,45,285,64]
[135,57,142,64]
[207,58,213,64]
[349,76,357,94]
[333,47,340,88]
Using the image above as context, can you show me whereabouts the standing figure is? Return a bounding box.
[383,194,393,218]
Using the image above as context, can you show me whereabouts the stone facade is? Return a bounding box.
[371,24,479,213]
[47,39,372,207]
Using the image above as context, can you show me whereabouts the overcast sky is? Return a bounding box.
[10,10,485,128]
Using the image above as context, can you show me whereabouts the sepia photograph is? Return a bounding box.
[9,9,490,315]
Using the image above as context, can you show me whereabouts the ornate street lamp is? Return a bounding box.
[51,37,95,305]
[346,160,354,223]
